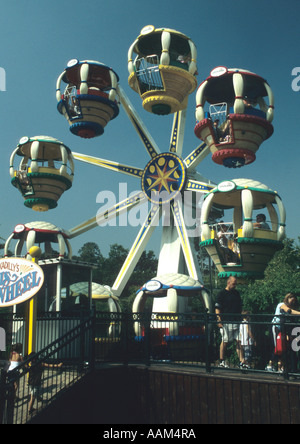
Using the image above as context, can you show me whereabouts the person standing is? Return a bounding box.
[215,276,243,368]
[269,293,300,373]
[7,343,23,402]
[239,311,256,369]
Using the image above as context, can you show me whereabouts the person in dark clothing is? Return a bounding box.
[27,353,62,414]
[215,276,243,368]
[212,119,223,143]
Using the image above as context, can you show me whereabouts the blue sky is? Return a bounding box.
[0,0,299,257]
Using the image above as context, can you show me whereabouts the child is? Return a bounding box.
[239,311,256,369]
[27,353,63,414]
[7,343,23,402]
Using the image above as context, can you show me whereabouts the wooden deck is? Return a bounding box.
[26,363,300,425]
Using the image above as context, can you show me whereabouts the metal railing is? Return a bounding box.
[0,314,94,424]
[1,310,300,423]
[94,311,300,378]
[135,55,164,94]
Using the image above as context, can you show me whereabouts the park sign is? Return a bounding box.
[0,258,44,307]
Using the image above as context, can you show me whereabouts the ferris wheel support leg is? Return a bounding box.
[112,205,161,297]
[172,199,213,312]
[156,220,183,277]
[171,199,198,281]
[153,203,212,314]
[152,220,182,314]
[117,85,161,159]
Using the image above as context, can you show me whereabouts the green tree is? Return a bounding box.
[77,242,103,263]
[76,242,105,282]
[103,244,129,286]
[75,242,158,312]
[130,250,158,286]
[240,238,300,313]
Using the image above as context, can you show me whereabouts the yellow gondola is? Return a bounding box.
[128,25,198,115]
[56,59,119,139]
[195,67,274,168]
[10,136,74,212]
[200,179,286,282]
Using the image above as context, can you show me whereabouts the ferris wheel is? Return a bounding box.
[9,25,286,318]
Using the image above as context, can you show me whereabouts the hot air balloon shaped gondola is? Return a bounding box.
[200,179,285,282]
[10,136,74,212]
[69,282,121,338]
[4,221,72,259]
[128,25,198,115]
[194,67,274,168]
[133,273,206,361]
[56,59,119,139]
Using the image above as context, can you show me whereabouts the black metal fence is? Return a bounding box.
[1,310,300,423]
[0,311,92,359]
[94,311,300,378]
[0,314,94,424]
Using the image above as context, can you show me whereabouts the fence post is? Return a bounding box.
[89,311,96,372]
[80,312,85,368]
[0,369,6,424]
[205,310,212,373]
[5,376,15,424]
[281,316,289,380]
[122,312,129,366]
[144,312,151,366]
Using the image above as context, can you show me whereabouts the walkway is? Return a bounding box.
[5,364,87,424]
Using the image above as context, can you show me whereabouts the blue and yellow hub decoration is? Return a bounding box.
[142,153,186,204]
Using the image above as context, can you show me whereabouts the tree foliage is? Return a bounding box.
[75,237,300,315]
[75,242,158,311]
[240,238,300,313]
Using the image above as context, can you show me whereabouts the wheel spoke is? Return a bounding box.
[117,85,161,159]
[185,178,214,193]
[72,152,144,179]
[68,191,146,238]
[169,109,187,156]
[184,142,210,171]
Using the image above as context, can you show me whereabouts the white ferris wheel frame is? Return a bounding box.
[67,84,215,311]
